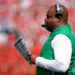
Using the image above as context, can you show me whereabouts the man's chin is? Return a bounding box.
[46,27,51,32]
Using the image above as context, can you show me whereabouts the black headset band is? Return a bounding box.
[55,4,62,17]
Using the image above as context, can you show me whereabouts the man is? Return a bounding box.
[28,3,75,75]
[28,4,75,75]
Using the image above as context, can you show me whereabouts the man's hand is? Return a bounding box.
[27,54,38,64]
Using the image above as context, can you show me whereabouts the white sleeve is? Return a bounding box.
[35,34,72,72]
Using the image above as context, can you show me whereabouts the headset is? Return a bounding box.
[55,4,63,17]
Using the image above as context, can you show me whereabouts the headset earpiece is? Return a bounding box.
[55,4,62,17]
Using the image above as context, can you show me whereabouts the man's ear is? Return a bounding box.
[57,18,61,23]
[56,16,62,23]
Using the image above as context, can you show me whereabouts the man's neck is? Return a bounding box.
[56,22,68,28]
[51,22,68,32]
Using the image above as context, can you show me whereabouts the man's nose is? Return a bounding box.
[45,18,47,22]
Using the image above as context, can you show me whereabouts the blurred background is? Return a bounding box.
[0,0,75,75]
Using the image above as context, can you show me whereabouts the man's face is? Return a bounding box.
[44,8,57,31]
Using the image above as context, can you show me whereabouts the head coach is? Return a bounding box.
[27,3,75,75]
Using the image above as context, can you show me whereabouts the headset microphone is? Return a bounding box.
[41,24,46,27]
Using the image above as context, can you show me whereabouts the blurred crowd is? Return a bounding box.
[0,0,75,75]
